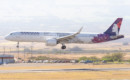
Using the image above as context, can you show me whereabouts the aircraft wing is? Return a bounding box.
[57,27,83,43]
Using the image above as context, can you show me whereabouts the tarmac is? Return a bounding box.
[0,68,130,73]
[0,63,130,73]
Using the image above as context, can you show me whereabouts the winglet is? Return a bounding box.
[57,27,83,42]
[77,27,83,34]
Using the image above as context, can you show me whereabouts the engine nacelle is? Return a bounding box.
[46,39,58,46]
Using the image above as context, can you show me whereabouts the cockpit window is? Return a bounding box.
[10,33,13,35]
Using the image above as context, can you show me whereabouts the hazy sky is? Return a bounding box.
[0,0,130,36]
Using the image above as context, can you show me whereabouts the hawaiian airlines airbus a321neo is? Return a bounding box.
[5,18,124,49]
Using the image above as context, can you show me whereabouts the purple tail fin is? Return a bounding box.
[104,18,123,36]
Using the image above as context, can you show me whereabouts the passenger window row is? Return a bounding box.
[21,32,40,35]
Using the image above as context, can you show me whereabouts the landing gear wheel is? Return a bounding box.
[61,46,66,49]
[16,45,19,48]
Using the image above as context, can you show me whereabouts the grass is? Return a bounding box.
[0,71,130,80]
[6,53,130,61]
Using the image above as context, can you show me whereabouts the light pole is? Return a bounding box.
[17,47,19,59]
[24,46,26,61]
[31,46,33,58]
[10,48,11,54]
[3,47,5,55]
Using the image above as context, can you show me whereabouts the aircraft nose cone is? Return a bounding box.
[5,35,10,40]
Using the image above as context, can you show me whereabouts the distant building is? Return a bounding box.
[0,54,15,64]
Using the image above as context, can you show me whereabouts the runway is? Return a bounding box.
[1,63,130,73]
[0,68,130,73]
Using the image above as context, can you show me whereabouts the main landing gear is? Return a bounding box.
[16,42,19,48]
[61,44,66,49]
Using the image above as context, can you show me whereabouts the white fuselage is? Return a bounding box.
[5,32,97,44]
[4,18,124,49]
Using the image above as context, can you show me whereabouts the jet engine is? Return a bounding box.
[46,39,58,46]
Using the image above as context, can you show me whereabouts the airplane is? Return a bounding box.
[5,18,124,49]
